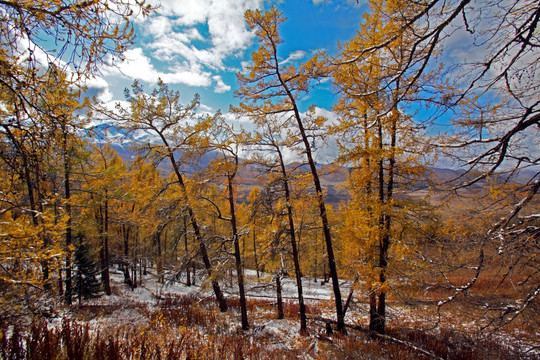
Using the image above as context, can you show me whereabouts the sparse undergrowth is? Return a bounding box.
[1,289,536,360]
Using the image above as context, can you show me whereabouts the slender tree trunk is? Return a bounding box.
[370,118,387,334]
[167,152,228,311]
[227,172,249,330]
[54,200,63,296]
[100,198,111,295]
[183,216,191,286]
[369,112,397,336]
[155,224,164,284]
[63,132,72,305]
[252,229,259,279]
[132,261,137,288]
[122,224,133,287]
[123,224,130,257]
[369,291,378,334]
[277,147,307,333]
[271,50,344,330]
[378,110,397,335]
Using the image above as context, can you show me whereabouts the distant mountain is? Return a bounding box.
[80,122,536,207]
[83,121,157,154]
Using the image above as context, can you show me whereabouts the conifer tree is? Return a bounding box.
[234,6,345,332]
[73,234,102,304]
[331,0,435,334]
[101,80,228,312]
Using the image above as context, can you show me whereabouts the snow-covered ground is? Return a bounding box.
[38,266,538,359]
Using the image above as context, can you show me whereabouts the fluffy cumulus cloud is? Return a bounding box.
[116,0,265,92]
[213,75,232,93]
[107,48,212,87]
[82,76,113,102]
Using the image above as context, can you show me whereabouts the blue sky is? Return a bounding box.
[91,0,367,115]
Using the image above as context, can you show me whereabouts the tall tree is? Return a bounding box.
[81,144,127,295]
[332,0,433,334]
[342,0,539,330]
[250,115,308,333]
[104,80,228,312]
[207,121,250,330]
[233,6,345,332]
[38,66,88,304]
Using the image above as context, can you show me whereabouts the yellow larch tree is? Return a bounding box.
[233,6,346,332]
[102,80,228,311]
[331,0,436,335]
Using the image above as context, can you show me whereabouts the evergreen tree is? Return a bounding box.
[73,235,102,304]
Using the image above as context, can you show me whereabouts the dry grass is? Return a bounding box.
[1,288,537,360]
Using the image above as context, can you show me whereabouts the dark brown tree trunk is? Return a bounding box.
[184,216,191,286]
[155,224,164,284]
[63,130,73,305]
[277,147,307,334]
[252,229,259,279]
[369,112,396,336]
[132,261,137,288]
[122,224,133,287]
[167,151,228,311]
[53,200,64,296]
[227,173,249,330]
[273,54,344,331]
[369,291,378,334]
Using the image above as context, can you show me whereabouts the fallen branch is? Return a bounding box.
[311,316,444,360]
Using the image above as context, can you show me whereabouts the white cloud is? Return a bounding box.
[146,16,172,37]
[198,103,214,113]
[206,0,261,55]
[156,0,211,25]
[124,0,265,97]
[108,48,213,87]
[161,65,212,87]
[140,0,264,70]
[82,76,113,102]
[117,48,158,82]
[213,75,231,93]
[102,0,266,96]
[283,50,307,64]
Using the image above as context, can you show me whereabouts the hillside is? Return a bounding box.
[2,267,535,359]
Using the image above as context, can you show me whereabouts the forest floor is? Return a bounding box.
[2,268,539,359]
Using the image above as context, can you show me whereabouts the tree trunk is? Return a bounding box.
[168,152,228,312]
[100,199,111,295]
[369,111,396,336]
[184,216,191,286]
[369,291,378,334]
[227,173,249,330]
[274,58,344,331]
[155,224,164,284]
[63,131,73,305]
[252,229,259,279]
[277,146,307,333]
[122,224,133,287]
